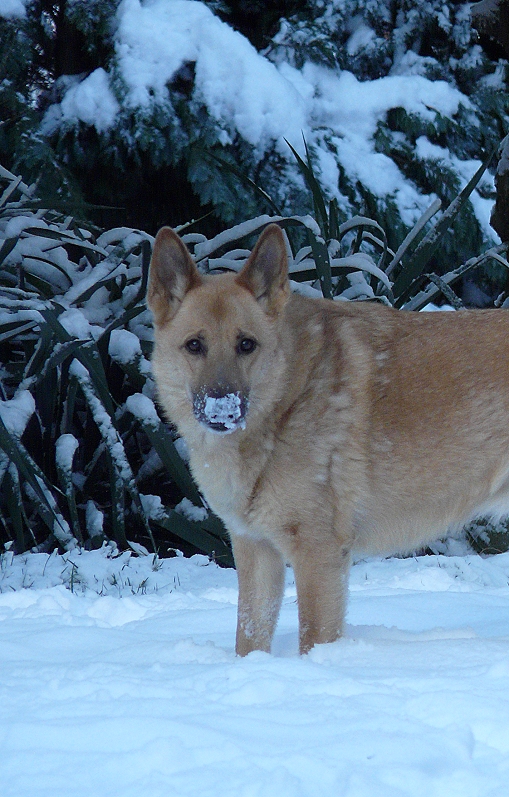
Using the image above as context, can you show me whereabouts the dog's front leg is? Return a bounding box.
[292,538,351,654]
[231,534,285,656]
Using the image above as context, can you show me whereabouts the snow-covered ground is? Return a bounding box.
[0,546,508,796]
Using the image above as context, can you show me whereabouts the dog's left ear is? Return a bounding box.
[236,224,290,316]
[147,227,202,324]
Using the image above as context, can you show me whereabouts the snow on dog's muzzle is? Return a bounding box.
[193,389,248,434]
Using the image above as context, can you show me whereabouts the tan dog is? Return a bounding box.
[148,223,509,655]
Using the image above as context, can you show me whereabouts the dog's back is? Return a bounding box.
[330,302,509,553]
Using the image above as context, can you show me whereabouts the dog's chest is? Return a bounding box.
[187,434,274,539]
[189,440,251,510]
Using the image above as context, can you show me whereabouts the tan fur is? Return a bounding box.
[148,223,509,655]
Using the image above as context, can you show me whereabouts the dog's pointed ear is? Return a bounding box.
[147,227,202,323]
[236,224,290,316]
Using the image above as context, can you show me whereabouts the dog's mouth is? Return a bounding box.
[193,390,249,434]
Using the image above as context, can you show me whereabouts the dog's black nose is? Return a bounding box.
[193,388,249,433]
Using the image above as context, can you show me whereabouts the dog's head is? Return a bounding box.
[147,224,290,434]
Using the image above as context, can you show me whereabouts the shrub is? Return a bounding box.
[1,157,508,560]
[0,165,232,563]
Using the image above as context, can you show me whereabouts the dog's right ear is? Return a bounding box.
[147,227,202,324]
[236,224,290,317]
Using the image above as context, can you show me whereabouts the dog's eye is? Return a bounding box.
[185,338,205,355]
[237,337,257,355]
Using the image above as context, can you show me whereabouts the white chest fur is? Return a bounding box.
[186,430,260,536]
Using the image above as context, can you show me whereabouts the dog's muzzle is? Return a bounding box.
[193,389,249,434]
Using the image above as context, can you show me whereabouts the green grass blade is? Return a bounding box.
[286,138,330,238]
[0,415,75,548]
[41,307,115,415]
[148,506,233,566]
[3,466,27,551]
[0,237,19,266]
[72,367,157,551]
[306,230,333,299]
[125,395,204,506]
[0,320,38,345]
[109,460,127,548]
[405,245,509,311]
[329,198,341,241]
[385,198,442,279]
[55,434,83,544]
[337,215,387,240]
[393,149,496,305]
[35,339,90,385]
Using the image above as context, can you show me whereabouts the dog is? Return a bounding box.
[147,222,509,655]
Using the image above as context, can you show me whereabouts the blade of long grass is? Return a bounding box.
[329,198,341,241]
[22,255,74,288]
[393,149,496,305]
[0,236,19,265]
[24,479,76,548]
[21,271,57,299]
[330,253,392,292]
[23,227,108,257]
[0,175,23,207]
[307,230,333,299]
[338,215,386,239]
[3,466,26,551]
[148,506,233,566]
[41,307,114,415]
[34,339,90,385]
[126,238,151,308]
[55,434,83,544]
[71,361,157,551]
[403,245,508,311]
[0,165,35,197]
[24,320,55,381]
[385,198,442,279]
[0,320,38,345]
[286,138,330,239]
[0,415,76,548]
[125,395,204,506]
[109,460,127,548]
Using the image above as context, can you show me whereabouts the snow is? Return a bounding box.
[109,328,142,363]
[109,329,153,376]
[0,546,508,796]
[4,215,48,238]
[140,492,165,520]
[0,390,35,436]
[0,0,26,17]
[414,136,496,235]
[115,0,307,151]
[125,393,160,429]
[297,65,468,222]
[42,68,120,135]
[175,496,208,522]
[58,308,95,340]
[200,392,246,432]
[85,500,104,538]
[345,19,376,57]
[55,433,79,474]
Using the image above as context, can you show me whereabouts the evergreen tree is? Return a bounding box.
[268,0,508,265]
[1,0,507,277]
